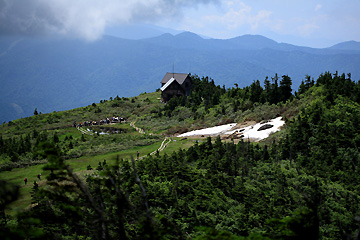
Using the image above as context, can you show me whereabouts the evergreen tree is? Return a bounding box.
[269,73,279,104]
[249,80,263,103]
[53,133,60,143]
[279,75,292,102]
[262,76,271,103]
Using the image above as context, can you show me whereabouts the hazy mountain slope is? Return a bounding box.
[0,36,161,122]
[329,40,360,51]
[0,33,359,123]
[104,23,183,40]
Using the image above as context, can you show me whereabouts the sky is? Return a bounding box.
[0,0,359,48]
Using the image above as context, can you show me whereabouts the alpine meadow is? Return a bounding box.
[1,71,360,239]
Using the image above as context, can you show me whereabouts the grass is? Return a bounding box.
[0,136,198,215]
[0,89,301,215]
[0,164,47,213]
[1,91,163,138]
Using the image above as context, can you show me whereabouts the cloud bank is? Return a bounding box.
[0,0,217,40]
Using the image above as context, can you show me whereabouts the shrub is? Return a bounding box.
[165,125,189,136]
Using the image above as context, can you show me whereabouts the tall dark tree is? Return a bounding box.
[262,76,271,103]
[249,80,263,103]
[269,73,279,104]
[279,75,292,102]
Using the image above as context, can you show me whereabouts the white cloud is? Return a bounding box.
[180,0,272,38]
[1,0,359,46]
[250,10,272,30]
[221,1,272,30]
[0,0,218,40]
[298,22,320,36]
[315,4,322,11]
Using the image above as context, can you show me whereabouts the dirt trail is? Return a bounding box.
[77,127,94,135]
[77,121,144,135]
[130,122,171,159]
[130,121,145,134]
[137,137,172,160]
[77,122,171,159]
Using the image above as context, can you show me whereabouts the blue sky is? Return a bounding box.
[1,0,359,48]
[159,0,360,47]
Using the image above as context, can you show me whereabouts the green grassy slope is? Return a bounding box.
[0,73,336,216]
[0,85,298,214]
[2,72,360,239]
[0,136,198,214]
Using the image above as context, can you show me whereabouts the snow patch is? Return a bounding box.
[178,123,237,137]
[178,117,285,141]
[225,117,285,141]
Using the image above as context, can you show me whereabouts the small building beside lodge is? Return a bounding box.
[160,72,192,103]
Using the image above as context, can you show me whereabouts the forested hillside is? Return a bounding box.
[1,72,360,239]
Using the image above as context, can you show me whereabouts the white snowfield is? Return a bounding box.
[178,123,237,137]
[178,117,285,141]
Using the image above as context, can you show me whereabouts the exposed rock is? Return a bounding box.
[257,124,273,131]
[226,131,244,140]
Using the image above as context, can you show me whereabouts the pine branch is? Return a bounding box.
[65,165,109,240]
[130,156,152,219]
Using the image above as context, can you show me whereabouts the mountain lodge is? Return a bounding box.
[160,73,192,103]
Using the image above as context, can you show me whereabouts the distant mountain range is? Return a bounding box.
[104,24,184,40]
[1,30,360,123]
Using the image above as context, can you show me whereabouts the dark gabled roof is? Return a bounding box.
[160,77,176,91]
[161,72,190,85]
[160,77,186,93]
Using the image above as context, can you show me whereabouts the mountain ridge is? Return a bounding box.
[329,40,360,51]
[141,32,360,52]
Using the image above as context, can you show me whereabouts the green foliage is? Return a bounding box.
[18,127,358,238]
[2,72,360,239]
[296,75,315,97]
[194,227,251,240]
[267,207,319,240]
[0,180,45,239]
[279,75,292,103]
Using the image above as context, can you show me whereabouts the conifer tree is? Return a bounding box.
[279,75,292,102]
